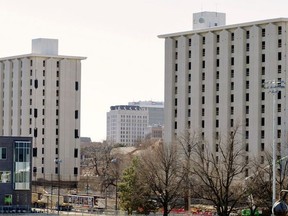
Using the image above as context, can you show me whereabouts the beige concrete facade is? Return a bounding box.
[0,39,86,183]
[159,18,288,177]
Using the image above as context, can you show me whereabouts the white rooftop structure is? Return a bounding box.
[32,38,59,55]
[193,11,226,30]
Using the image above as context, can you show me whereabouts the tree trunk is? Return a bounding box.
[163,204,169,216]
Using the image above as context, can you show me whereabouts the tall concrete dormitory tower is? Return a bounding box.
[159,12,288,177]
[0,38,86,187]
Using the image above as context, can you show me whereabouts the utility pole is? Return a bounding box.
[54,158,62,215]
[263,80,285,209]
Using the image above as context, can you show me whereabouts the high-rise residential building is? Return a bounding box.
[0,38,86,187]
[159,14,288,177]
[106,105,148,146]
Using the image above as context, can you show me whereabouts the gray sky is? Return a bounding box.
[1,0,288,141]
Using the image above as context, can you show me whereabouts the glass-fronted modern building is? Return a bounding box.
[0,136,32,213]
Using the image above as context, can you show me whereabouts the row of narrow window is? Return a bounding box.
[174,26,282,48]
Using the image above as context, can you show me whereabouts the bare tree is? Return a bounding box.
[139,142,185,216]
[177,130,199,211]
[191,127,249,216]
[244,152,288,216]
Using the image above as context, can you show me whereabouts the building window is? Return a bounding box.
[216,95,219,104]
[278,65,282,74]
[202,120,205,128]
[217,35,220,43]
[246,56,250,64]
[188,62,191,70]
[246,118,249,127]
[216,71,219,79]
[202,85,205,92]
[188,38,191,46]
[246,81,249,89]
[261,130,265,139]
[245,131,249,139]
[216,59,220,67]
[202,96,205,104]
[231,33,234,41]
[202,61,205,68]
[231,57,234,66]
[188,97,191,105]
[261,143,265,151]
[175,52,178,59]
[246,43,250,52]
[246,68,250,76]
[246,31,250,39]
[278,26,282,35]
[202,49,205,57]
[262,28,265,37]
[261,117,265,126]
[231,45,234,53]
[188,109,191,117]
[261,105,265,113]
[189,50,191,58]
[261,67,265,75]
[278,117,281,125]
[278,130,281,138]
[246,143,249,152]
[262,54,265,62]
[175,64,178,71]
[278,91,281,100]
[231,107,234,115]
[14,141,31,190]
[231,82,234,90]
[188,86,191,93]
[231,119,234,127]
[278,52,282,61]
[75,129,79,138]
[74,148,78,158]
[0,147,6,160]
[216,83,219,91]
[262,41,265,50]
[216,120,219,128]
[278,104,281,112]
[278,39,282,48]
[231,94,234,103]
[74,167,78,175]
[202,37,205,44]
[175,40,178,48]
[216,107,219,116]
[246,93,249,102]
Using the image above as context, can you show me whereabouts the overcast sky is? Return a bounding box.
[1,0,288,142]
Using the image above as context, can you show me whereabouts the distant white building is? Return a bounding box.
[106,105,148,146]
[128,101,164,126]
[0,38,86,186]
[159,13,288,177]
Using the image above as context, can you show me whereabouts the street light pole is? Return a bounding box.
[111,158,119,212]
[54,158,62,215]
[263,80,285,208]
